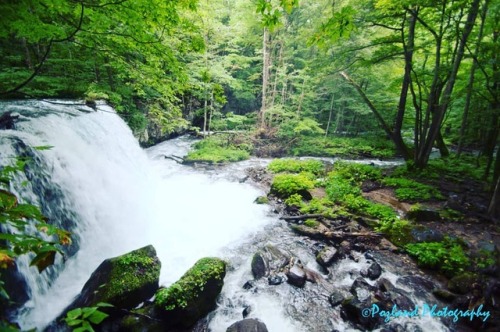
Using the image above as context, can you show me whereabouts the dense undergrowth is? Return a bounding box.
[264,157,497,279]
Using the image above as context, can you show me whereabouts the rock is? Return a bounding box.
[328,291,345,307]
[243,280,255,290]
[268,274,285,285]
[46,245,161,332]
[341,295,387,331]
[350,277,376,300]
[433,288,458,302]
[448,272,480,295]
[410,227,444,243]
[316,247,339,267]
[304,268,322,283]
[242,306,252,318]
[251,245,291,279]
[154,257,226,329]
[67,245,160,310]
[361,262,382,280]
[286,265,306,288]
[226,318,269,332]
[406,207,441,222]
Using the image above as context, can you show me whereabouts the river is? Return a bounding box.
[0,100,447,331]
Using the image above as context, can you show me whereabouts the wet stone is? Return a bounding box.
[361,262,382,280]
[268,275,285,286]
[328,291,345,307]
[286,265,306,288]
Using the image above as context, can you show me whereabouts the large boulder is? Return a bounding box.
[46,245,161,332]
[154,257,226,329]
[226,318,269,332]
[251,245,291,279]
[68,245,160,309]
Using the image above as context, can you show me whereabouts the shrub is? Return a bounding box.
[284,193,304,207]
[382,177,443,201]
[332,161,382,184]
[268,158,324,175]
[303,219,319,228]
[270,173,315,198]
[405,238,470,277]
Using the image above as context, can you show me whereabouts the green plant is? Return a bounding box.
[268,158,324,175]
[332,161,382,184]
[303,219,319,228]
[405,238,470,277]
[284,193,304,207]
[382,177,443,201]
[63,303,113,332]
[1,156,71,303]
[376,219,413,247]
[270,173,315,198]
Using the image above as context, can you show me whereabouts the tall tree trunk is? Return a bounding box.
[415,0,481,168]
[260,27,271,129]
[458,0,489,157]
[325,94,335,137]
[394,9,417,160]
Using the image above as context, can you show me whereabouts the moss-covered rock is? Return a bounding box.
[154,257,226,328]
[69,245,160,309]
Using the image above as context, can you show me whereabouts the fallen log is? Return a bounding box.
[290,224,382,242]
[164,155,184,163]
[280,214,323,221]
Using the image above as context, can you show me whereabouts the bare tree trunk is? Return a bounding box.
[325,94,335,137]
[260,27,271,129]
[458,0,489,157]
[415,0,481,168]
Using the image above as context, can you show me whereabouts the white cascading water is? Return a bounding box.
[0,100,448,332]
[1,100,302,330]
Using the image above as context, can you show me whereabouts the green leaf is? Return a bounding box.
[33,145,54,151]
[66,308,83,321]
[88,310,109,325]
[82,307,97,319]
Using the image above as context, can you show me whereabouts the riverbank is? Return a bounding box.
[245,157,500,331]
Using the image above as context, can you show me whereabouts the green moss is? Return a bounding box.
[254,196,269,204]
[270,173,315,198]
[268,158,324,175]
[155,257,226,311]
[100,248,160,302]
[304,219,319,228]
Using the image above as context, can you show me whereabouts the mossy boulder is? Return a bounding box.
[68,245,160,309]
[154,257,226,329]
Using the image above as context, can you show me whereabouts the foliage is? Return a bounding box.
[332,161,382,184]
[184,135,251,163]
[63,303,113,332]
[376,219,413,247]
[155,257,225,311]
[268,158,324,175]
[284,193,304,207]
[271,173,315,198]
[1,156,71,304]
[382,177,444,201]
[303,219,319,228]
[291,136,396,159]
[405,238,470,277]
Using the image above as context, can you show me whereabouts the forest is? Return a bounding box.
[0,0,499,331]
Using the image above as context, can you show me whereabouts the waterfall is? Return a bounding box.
[0,100,280,330]
[1,100,449,332]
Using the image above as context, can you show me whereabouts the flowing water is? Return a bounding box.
[0,100,447,331]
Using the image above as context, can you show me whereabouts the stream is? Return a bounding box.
[0,101,448,331]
